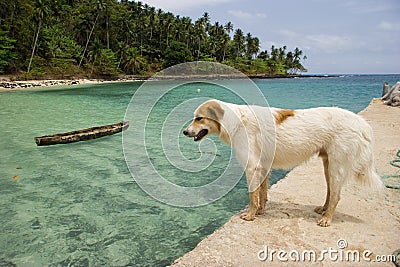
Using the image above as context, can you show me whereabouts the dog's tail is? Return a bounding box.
[357,166,384,191]
[355,122,384,191]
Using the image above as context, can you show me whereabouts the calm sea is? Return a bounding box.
[0,74,398,266]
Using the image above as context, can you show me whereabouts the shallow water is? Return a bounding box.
[0,75,398,266]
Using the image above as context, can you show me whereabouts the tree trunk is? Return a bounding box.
[106,7,110,49]
[117,55,122,69]
[27,21,41,73]
[78,14,99,69]
[90,58,96,78]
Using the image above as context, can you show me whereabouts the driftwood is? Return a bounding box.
[35,121,129,146]
[382,81,400,107]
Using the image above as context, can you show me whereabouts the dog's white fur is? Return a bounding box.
[184,99,383,227]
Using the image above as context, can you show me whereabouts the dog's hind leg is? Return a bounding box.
[315,151,330,215]
[317,161,345,227]
[257,173,270,215]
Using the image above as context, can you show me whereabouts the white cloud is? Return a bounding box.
[227,10,266,20]
[378,21,400,31]
[305,34,354,53]
[227,10,252,19]
[140,0,236,13]
[342,1,394,14]
[278,30,355,53]
[279,30,298,38]
[255,13,267,18]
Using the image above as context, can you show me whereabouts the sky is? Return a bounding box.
[139,0,400,74]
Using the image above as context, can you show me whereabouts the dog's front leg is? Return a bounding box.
[240,167,261,221]
[257,173,269,215]
[240,189,260,221]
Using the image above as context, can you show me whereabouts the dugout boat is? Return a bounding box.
[34,121,129,146]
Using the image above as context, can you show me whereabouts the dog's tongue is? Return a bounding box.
[194,129,208,141]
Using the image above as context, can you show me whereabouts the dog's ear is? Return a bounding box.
[205,101,224,121]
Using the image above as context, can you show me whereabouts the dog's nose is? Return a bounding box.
[183,130,188,136]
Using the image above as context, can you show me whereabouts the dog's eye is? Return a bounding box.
[195,117,203,121]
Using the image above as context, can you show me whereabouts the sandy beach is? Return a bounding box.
[0,76,149,92]
[171,98,400,266]
[0,79,106,92]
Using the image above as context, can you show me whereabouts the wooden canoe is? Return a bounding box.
[34,121,129,146]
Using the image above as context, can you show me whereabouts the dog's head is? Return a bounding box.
[183,100,225,142]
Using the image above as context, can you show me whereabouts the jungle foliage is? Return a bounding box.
[0,0,307,77]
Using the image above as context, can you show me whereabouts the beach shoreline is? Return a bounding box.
[0,76,148,92]
[0,73,346,92]
[171,98,400,266]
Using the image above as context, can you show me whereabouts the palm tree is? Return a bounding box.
[293,47,303,62]
[181,16,192,48]
[77,14,98,68]
[87,38,103,77]
[202,12,210,32]
[78,0,105,69]
[194,18,207,61]
[278,45,287,61]
[291,47,307,73]
[124,47,146,74]
[270,45,278,61]
[148,6,156,41]
[257,50,269,60]
[285,51,294,72]
[224,21,233,35]
[233,28,245,61]
[116,41,129,70]
[248,36,260,59]
[221,33,230,61]
[164,12,174,47]
[157,8,164,47]
[27,0,49,73]
[104,0,110,49]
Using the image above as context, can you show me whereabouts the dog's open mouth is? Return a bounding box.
[194,129,208,141]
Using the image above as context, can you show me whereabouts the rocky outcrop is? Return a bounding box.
[382,81,400,107]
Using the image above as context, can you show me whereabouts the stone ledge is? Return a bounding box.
[171,99,400,266]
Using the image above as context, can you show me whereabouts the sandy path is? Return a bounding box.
[171,99,400,266]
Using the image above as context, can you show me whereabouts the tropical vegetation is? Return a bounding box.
[0,0,307,77]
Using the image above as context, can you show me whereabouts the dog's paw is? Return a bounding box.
[240,213,255,221]
[314,206,326,215]
[256,208,265,215]
[317,217,331,227]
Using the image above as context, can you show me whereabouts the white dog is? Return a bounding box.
[183,99,383,227]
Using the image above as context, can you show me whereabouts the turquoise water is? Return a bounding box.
[0,75,399,266]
